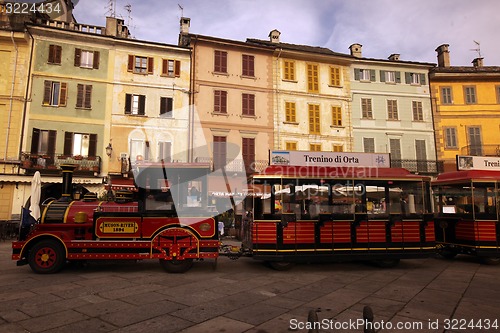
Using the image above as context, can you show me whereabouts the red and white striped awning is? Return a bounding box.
[109,178,137,191]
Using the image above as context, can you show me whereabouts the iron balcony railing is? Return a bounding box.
[460,145,500,157]
[390,159,444,175]
[194,157,268,175]
[21,152,101,176]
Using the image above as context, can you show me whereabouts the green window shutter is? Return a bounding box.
[84,85,92,109]
[76,84,83,108]
[395,71,401,83]
[420,73,426,85]
[380,70,386,82]
[354,68,360,81]
[405,72,411,84]
[370,69,376,82]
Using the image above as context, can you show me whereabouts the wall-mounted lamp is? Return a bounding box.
[105,143,113,157]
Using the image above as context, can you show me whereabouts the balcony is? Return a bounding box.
[21,153,101,176]
[460,145,500,157]
[390,159,443,175]
[194,157,268,175]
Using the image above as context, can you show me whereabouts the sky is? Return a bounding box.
[72,0,500,66]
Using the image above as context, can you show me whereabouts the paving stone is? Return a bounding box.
[19,309,89,333]
[225,302,289,325]
[178,316,254,333]
[113,314,193,333]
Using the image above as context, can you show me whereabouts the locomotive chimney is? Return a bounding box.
[60,164,77,200]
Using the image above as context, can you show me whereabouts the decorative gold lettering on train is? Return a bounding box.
[99,221,138,233]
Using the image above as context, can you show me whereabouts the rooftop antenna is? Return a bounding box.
[178,4,184,17]
[105,0,116,17]
[470,40,482,58]
[124,3,136,37]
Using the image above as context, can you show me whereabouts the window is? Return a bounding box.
[127,55,153,74]
[415,140,428,172]
[63,132,97,157]
[464,86,477,104]
[363,138,375,153]
[387,100,398,120]
[332,106,342,126]
[43,81,67,106]
[30,128,56,155]
[354,68,375,81]
[405,72,426,85]
[74,49,99,69]
[441,87,453,104]
[412,101,423,121]
[380,70,400,83]
[330,66,341,86]
[125,94,146,115]
[242,93,255,116]
[283,60,295,81]
[242,54,254,77]
[160,97,173,117]
[390,138,401,160]
[444,127,458,149]
[285,142,297,151]
[361,98,373,119]
[307,63,319,93]
[214,90,227,114]
[468,126,482,156]
[285,102,296,122]
[130,139,149,162]
[308,104,320,134]
[158,141,172,162]
[48,44,62,64]
[213,136,227,170]
[162,59,181,77]
[214,50,227,73]
[310,143,321,151]
[76,84,92,109]
[242,138,255,173]
[332,145,343,152]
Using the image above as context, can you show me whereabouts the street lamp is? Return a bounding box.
[105,143,113,158]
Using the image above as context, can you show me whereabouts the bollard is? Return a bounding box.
[363,305,375,333]
[307,309,319,333]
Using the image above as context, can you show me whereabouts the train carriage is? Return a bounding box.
[432,157,500,264]
[241,164,436,269]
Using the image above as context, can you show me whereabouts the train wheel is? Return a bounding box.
[268,261,295,271]
[28,240,65,274]
[439,248,458,260]
[374,259,400,268]
[159,258,194,273]
[479,257,500,265]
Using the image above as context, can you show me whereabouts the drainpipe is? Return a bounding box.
[18,26,35,173]
[188,36,197,163]
[4,31,19,172]
[275,48,282,149]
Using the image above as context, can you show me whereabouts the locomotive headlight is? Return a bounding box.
[199,223,211,231]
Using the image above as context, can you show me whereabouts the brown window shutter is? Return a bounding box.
[93,51,100,69]
[74,48,81,66]
[125,94,132,114]
[43,81,52,104]
[147,57,154,74]
[167,98,173,112]
[54,45,62,64]
[221,91,227,113]
[48,45,54,63]
[162,59,168,75]
[63,132,73,156]
[31,128,40,154]
[138,95,146,115]
[76,84,83,108]
[85,85,92,108]
[160,97,166,114]
[88,134,97,157]
[48,130,57,156]
[174,60,181,77]
[59,82,67,106]
[127,55,134,72]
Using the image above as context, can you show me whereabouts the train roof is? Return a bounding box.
[253,165,430,181]
[434,170,500,184]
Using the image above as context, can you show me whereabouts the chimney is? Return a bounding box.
[60,164,77,201]
[180,17,190,34]
[435,44,450,67]
[349,43,362,58]
[388,54,400,61]
[472,57,484,67]
[105,17,130,38]
[269,29,281,43]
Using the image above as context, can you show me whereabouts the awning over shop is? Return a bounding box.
[0,174,103,185]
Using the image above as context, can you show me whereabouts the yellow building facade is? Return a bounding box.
[430,44,500,172]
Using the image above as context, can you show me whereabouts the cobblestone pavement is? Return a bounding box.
[0,239,499,333]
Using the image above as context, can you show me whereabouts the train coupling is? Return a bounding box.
[219,242,246,260]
